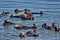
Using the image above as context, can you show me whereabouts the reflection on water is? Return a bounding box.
[0,0,60,40]
[19,36,38,40]
[20,37,25,40]
[3,26,10,29]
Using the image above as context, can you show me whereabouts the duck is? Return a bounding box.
[3,19,15,26]
[19,29,39,37]
[14,24,37,29]
[2,11,10,15]
[10,14,34,20]
[3,19,11,26]
[50,23,57,31]
[0,11,10,17]
[42,22,57,31]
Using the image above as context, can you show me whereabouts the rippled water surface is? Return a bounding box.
[0,0,60,40]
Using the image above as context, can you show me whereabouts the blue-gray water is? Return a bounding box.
[0,0,60,40]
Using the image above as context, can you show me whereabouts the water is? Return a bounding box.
[0,0,60,40]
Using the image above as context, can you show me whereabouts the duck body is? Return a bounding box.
[0,11,10,17]
[42,23,58,31]
[14,26,37,29]
[26,31,39,37]
[14,24,37,29]
[26,33,39,37]
[10,14,21,18]
[10,14,34,20]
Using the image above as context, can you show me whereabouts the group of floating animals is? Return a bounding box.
[1,8,60,38]
[0,9,43,20]
[10,9,43,20]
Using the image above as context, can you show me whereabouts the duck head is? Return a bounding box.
[14,9,20,13]
[40,11,43,16]
[33,24,37,29]
[24,9,31,14]
[20,32,26,37]
[42,23,47,28]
